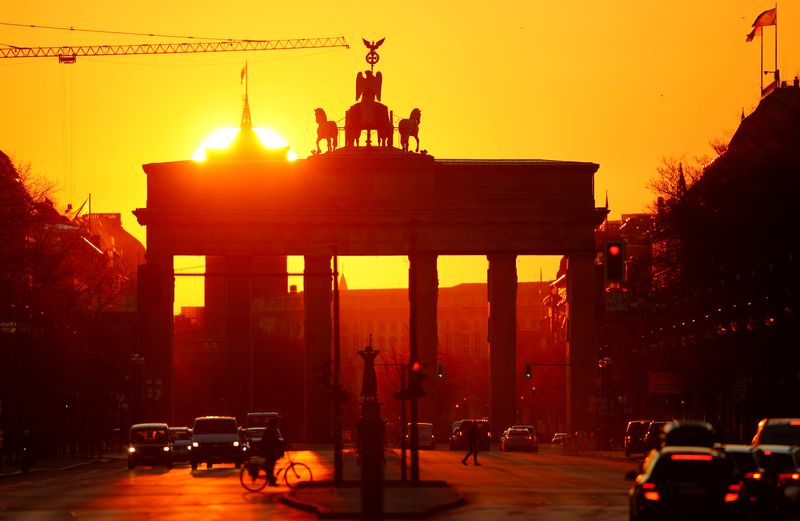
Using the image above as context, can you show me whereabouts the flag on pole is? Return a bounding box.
[240,62,247,83]
[746,8,777,41]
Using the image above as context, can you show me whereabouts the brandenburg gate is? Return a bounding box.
[133,42,606,440]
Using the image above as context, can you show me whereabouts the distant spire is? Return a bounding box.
[677,163,687,197]
[604,190,609,224]
[240,61,252,131]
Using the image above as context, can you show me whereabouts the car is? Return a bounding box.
[169,426,192,463]
[509,424,539,449]
[128,423,173,470]
[405,422,436,450]
[551,432,568,444]
[662,420,717,448]
[627,445,743,520]
[449,419,491,451]
[755,444,800,516]
[244,427,265,449]
[624,420,652,457]
[500,427,537,452]
[641,421,671,454]
[190,416,248,470]
[246,411,280,428]
[723,443,771,517]
[752,418,800,446]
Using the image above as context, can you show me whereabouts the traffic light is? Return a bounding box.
[524,363,532,380]
[604,240,626,282]
[409,361,427,397]
[436,363,444,380]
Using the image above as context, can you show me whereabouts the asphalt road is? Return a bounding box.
[0,446,636,520]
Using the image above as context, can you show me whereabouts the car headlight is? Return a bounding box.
[233,441,240,447]
[163,446,171,452]
[192,441,199,447]
[128,446,136,453]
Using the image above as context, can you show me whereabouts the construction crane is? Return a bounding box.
[0,36,349,63]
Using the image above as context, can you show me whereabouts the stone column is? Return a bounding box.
[304,255,332,442]
[488,254,517,438]
[408,254,438,422]
[565,252,599,435]
[137,254,174,424]
[225,255,252,423]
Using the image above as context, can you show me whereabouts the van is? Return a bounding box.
[190,416,247,470]
[406,422,436,449]
[128,423,173,470]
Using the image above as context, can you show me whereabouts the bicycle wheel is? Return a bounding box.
[240,462,269,492]
[283,462,313,488]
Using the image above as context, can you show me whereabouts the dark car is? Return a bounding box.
[624,420,652,457]
[449,419,491,451]
[190,416,248,470]
[128,423,173,470]
[641,421,671,453]
[755,444,800,516]
[500,427,537,452]
[627,446,743,520]
[662,420,717,448]
[752,418,800,446]
[723,443,771,516]
[169,427,192,463]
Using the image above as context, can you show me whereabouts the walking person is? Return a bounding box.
[460,421,480,466]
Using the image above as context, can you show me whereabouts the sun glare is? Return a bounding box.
[192,127,296,161]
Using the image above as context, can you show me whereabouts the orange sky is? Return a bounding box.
[1,1,797,312]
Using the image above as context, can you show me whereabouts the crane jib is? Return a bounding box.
[0,37,349,60]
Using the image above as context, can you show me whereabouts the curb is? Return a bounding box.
[280,480,465,519]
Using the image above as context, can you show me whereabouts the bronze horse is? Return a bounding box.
[398,108,421,152]
[315,108,338,152]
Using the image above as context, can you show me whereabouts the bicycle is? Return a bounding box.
[239,450,313,491]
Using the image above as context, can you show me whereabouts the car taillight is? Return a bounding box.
[745,472,763,480]
[642,483,660,501]
[778,473,800,481]
[724,483,742,503]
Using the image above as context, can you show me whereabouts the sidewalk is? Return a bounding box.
[282,448,464,518]
[0,451,124,478]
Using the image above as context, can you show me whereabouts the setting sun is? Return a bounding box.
[192,127,297,161]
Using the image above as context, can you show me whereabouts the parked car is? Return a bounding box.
[627,445,742,520]
[624,420,652,457]
[169,426,192,463]
[500,427,537,452]
[449,419,491,451]
[190,416,247,470]
[128,423,173,470]
[405,422,436,450]
[551,432,568,444]
[509,424,539,448]
[246,411,280,428]
[752,418,800,446]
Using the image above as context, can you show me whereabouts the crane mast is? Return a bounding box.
[0,36,349,62]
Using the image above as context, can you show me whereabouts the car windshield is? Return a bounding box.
[194,419,237,434]
[508,429,529,437]
[131,428,168,444]
[759,424,800,445]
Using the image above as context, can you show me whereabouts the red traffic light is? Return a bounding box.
[608,244,621,256]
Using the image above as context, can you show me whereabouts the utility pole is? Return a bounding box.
[332,251,343,486]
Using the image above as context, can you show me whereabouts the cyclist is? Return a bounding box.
[259,417,284,487]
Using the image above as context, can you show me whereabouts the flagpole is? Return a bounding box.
[774,2,778,86]
[760,28,764,93]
